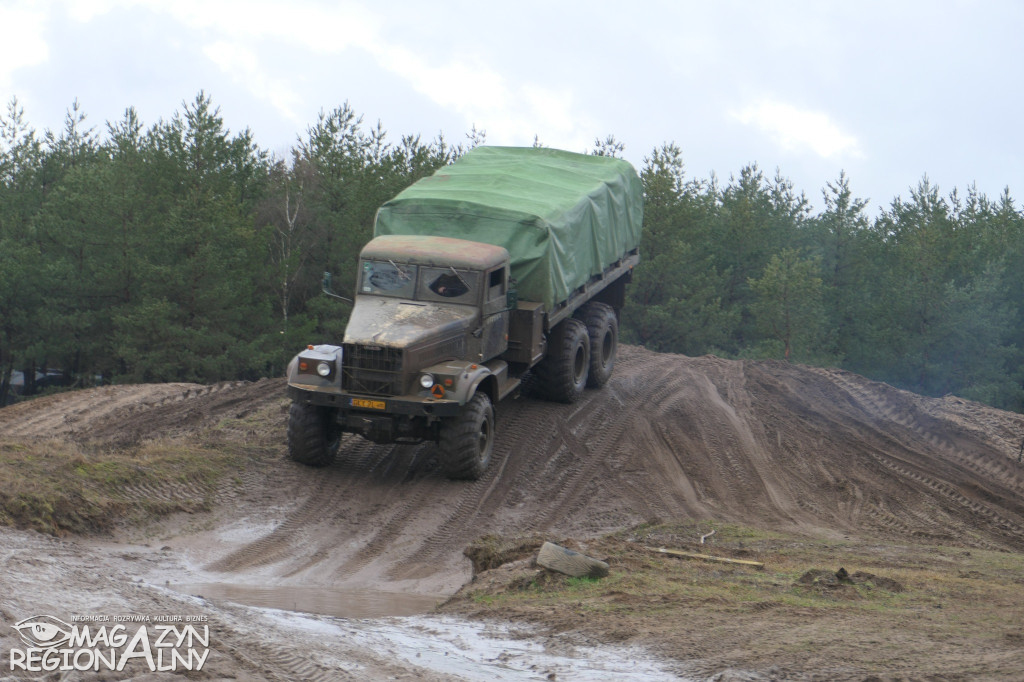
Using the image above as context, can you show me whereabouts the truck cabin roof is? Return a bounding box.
[360,235,509,271]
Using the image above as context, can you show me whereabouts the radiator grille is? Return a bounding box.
[342,344,404,396]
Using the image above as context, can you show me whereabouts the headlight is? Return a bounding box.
[419,373,435,389]
[316,361,333,377]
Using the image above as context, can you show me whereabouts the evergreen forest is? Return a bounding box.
[2,94,1022,411]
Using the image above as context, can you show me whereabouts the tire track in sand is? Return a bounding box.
[206,437,412,573]
[386,393,541,578]
[811,366,1024,498]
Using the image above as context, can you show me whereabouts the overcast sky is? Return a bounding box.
[2,0,1021,213]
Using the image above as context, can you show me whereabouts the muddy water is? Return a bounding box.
[262,610,694,681]
[172,583,693,679]
[172,582,443,618]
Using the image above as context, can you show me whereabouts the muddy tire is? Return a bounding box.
[534,318,590,403]
[578,302,618,388]
[287,402,340,467]
[537,541,610,578]
[439,392,495,480]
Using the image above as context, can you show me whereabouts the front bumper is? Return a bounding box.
[287,383,463,418]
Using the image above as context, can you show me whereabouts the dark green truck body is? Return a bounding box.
[375,146,642,312]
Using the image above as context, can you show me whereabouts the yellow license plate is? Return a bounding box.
[351,398,386,410]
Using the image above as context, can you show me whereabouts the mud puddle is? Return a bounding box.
[264,610,694,681]
[171,582,443,618]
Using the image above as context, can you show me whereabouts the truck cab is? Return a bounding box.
[349,234,512,371]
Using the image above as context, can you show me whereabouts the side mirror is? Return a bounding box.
[321,271,353,303]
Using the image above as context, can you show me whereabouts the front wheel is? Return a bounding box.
[287,402,340,467]
[439,392,495,480]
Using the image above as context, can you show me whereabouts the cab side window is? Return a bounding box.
[487,268,505,301]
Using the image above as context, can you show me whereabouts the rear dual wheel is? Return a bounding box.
[534,302,619,403]
[578,302,618,388]
[534,317,590,403]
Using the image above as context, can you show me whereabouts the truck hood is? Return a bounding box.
[344,296,478,347]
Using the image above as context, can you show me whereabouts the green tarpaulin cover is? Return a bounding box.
[373,146,642,310]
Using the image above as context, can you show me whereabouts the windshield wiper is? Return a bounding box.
[449,266,470,290]
[389,259,412,281]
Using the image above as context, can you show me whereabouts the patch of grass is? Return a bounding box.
[565,575,602,588]
[622,519,788,547]
[0,437,251,535]
[448,521,1024,653]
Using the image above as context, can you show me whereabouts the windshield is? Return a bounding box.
[418,267,479,304]
[359,260,417,298]
[358,260,479,302]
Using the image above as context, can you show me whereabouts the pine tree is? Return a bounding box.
[747,248,830,362]
[623,143,737,354]
[0,99,47,402]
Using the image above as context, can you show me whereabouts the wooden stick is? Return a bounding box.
[645,546,765,569]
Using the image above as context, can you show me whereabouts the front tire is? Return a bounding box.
[439,392,495,480]
[287,402,340,467]
[534,317,590,403]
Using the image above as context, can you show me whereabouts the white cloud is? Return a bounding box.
[203,41,302,125]
[62,0,134,22]
[28,1,597,152]
[370,43,509,112]
[731,100,863,160]
[120,1,595,149]
[363,41,594,150]
[124,1,382,134]
[0,2,50,89]
[143,0,380,52]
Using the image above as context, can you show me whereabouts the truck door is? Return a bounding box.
[481,266,510,359]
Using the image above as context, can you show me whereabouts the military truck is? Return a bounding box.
[286,146,642,479]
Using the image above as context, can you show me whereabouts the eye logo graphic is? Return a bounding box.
[12,615,73,648]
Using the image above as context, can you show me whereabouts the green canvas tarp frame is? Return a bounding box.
[373,146,643,311]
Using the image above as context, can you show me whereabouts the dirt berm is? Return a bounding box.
[1,344,1023,680]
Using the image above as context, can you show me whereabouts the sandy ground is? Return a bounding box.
[1,345,1024,680]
